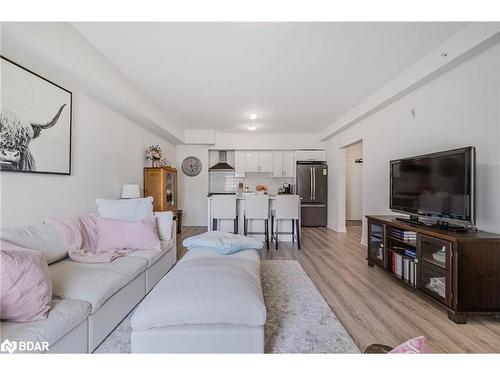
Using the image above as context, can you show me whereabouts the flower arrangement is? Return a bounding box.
[158,157,170,167]
[255,184,268,194]
[145,145,163,167]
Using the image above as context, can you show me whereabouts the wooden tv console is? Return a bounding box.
[366,215,500,323]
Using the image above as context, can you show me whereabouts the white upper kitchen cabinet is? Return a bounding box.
[244,152,260,172]
[244,151,274,173]
[273,151,295,177]
[234,151,246,177]
[273,152,283,177]
[259,151,274,172]
[282,151,295,177]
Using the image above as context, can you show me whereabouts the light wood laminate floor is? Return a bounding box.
[177,226,500,353]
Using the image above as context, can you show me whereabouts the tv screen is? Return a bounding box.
[390,147,475,224]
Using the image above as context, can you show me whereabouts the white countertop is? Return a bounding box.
[207,194,299,200]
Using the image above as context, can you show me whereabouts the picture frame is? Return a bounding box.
[0,55,72,175]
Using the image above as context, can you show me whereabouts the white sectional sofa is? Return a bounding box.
[0,220,177,353]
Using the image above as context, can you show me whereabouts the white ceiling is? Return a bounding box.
[73,22,466,133]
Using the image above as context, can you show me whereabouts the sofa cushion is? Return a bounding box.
[0,223,66,264]
[130,249,265,331]
[96,197,153,222]
[127,239,174,267]
[155,211,174,240]
[95,216,160,252]
[50,256,148,313]
[0,298,90,350]
[1,244,52,322]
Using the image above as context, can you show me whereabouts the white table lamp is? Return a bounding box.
[121,184,141,199]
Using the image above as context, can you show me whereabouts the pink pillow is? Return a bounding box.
[0,241,53,322]
[389,336,430,354]
[95,216,161,252]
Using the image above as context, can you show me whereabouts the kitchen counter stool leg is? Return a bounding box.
[270,215,274,242]
[275,218,279,250]
[296,219,301,249]
[265,219,269,250]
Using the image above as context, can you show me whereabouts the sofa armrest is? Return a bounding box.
[171,220,177,264]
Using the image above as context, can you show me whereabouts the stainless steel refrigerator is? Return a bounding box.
[296,162,328,226]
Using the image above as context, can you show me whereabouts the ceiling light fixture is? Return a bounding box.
[246,112,260,121]
[247,124,257,131]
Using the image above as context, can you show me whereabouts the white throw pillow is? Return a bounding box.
[0,223,67,264]
[154,211,173,241]
[96,197,154,222]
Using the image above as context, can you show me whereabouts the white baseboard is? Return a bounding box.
[327,224,346,233]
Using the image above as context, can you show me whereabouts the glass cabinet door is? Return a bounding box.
[165,171,175,208]
[368,221,385,267]
[418,235,452,307]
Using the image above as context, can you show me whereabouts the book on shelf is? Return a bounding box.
[392,252,417,287]
[395,254,403,277]
[404,249,417,259]
[390,228,417,241]
[390,245,417,259]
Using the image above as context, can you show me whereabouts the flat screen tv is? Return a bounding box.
[390,147,475,225]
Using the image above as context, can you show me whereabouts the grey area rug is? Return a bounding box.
[95,260,359,353]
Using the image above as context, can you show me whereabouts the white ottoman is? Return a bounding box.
[130,249,266,353]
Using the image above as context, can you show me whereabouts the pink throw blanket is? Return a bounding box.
[47,214,133,263]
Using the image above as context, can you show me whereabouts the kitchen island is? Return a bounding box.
[207,193,301,242]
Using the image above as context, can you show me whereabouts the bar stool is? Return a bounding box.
[212,195,238,234]
[271,195,301,250]
[244,194,270,250]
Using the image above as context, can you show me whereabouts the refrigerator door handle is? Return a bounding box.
[312,167,316,200]
[310,167,313,200]
[301,204,327,207]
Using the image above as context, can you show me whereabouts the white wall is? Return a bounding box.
[325,42,500,243]
[212,132,323,150]
[0,22,177,228]
[1,22,183,143]
[345,142,363,221]
[1,91,176,227]
[176,145,209,226]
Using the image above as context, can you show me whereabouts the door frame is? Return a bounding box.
[340,139,364,244]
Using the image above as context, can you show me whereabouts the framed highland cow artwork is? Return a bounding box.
[0,56,72,175]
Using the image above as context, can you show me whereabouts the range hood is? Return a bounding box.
[209,151,234,171]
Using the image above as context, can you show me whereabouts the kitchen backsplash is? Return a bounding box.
[209,171,237,193]
[209,171,294,195]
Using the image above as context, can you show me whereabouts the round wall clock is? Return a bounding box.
[181,156,202,177]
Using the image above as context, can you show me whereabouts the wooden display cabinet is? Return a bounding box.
[144,167,178,213]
